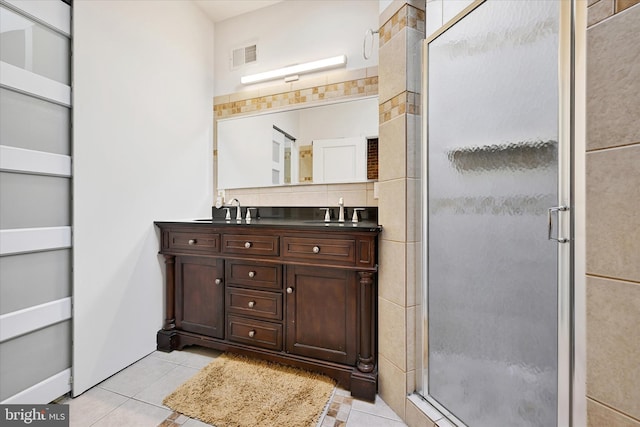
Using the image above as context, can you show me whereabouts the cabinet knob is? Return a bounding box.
[188,239,197,245]
[214,278,222,285]
[312,246,320,253]
[248,301,255,308]
[244,241,252,248]
[286,287,294,294]
[248,330,256,338]
[248,271,255,278]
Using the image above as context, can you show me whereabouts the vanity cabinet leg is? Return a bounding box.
[157,255,177,352]
[357,271,375,373]
[157,329,178,352]
[351,271,377,401]
[351,368,377,402]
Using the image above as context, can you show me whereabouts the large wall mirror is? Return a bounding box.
[216,96,378,190]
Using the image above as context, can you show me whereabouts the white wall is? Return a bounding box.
[72,1,214,395]
[214,0,379,95]
[218,110,300,189]
[298,97,379,145]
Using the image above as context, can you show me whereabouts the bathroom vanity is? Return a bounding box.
[154,208,381,401]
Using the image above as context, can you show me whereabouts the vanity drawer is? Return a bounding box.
[227,315,283,351]
[222,234,279,257]
[226,261,282,290]
[167,230,220,253]
[227,287,282,321]
[283,236,356,266]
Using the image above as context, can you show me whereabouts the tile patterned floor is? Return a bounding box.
[60,347,408,427]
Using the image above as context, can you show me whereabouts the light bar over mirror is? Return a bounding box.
[240,55,347,84]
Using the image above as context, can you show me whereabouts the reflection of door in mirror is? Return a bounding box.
[285,134,297,184]
[273,126,297,185]
[312,137,367,183]
[272,128,283,185]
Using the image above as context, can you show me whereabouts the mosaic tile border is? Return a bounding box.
[320,391,354,427]
[214,77,378,120]
[158,411,187,427]
[379,91,421,124]
[380,4,426,46]
[588,0,640,27]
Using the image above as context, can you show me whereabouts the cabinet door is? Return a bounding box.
[176,256,224,338]
[286,266,357,365]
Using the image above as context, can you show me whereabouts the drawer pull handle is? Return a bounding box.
[248,301,255,308]
[248,330,256,338]
[214,278,222,285]
[188,239,197,245]
[244,241,252,248]
[286,287,294,294]
[312,246,320,253]
[248,271,256,278]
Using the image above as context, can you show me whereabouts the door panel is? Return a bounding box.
[286,266,357,364]
[312,137,367,183]
[176,256,225,339]
[0,1,72,403]
[424,1,564,425]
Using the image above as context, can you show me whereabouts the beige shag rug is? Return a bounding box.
[163,353,336,427]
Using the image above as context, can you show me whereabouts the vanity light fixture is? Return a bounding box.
[240,54,347,85]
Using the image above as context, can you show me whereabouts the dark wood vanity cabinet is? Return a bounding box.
[155,221,380,401]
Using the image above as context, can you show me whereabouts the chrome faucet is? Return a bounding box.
[338,197,345,222]
[229,198,242,221]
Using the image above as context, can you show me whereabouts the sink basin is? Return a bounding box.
[193,218,257,223]
[303,220,351,226]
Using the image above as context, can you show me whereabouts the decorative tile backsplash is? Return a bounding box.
[214,75,378,120]
[379,91,420,124]
[379,3,426,46]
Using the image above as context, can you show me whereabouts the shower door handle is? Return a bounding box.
[548,206,569,243]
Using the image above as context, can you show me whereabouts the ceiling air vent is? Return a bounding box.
[232,44,257,68]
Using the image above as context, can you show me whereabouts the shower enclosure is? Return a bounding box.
[419,1,578,425]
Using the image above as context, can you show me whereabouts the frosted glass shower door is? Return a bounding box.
[424,1,569,426]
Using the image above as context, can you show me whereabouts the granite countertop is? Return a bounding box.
[155,206,381,231]
[156,217,381,230]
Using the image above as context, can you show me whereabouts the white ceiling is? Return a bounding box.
[194,0,283,23]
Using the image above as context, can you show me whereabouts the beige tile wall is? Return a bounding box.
[219,182,377,208]
[586,2,640,426]
[376,1,427,425]
[214,67,379,207]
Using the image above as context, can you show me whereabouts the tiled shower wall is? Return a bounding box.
[586,2,640,426]
[375,0,426,424]
[214,68,378,207]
